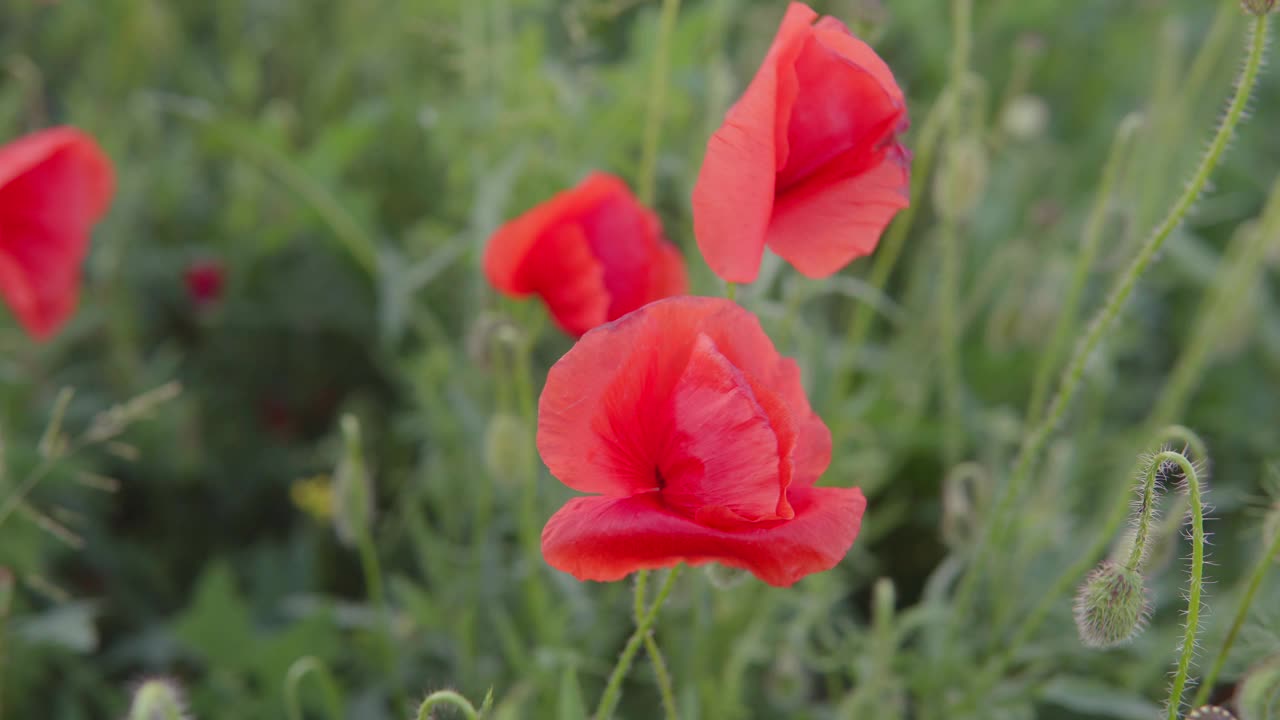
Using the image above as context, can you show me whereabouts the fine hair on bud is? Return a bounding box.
[1074,560,1151,649]
[1240,0,1276,17]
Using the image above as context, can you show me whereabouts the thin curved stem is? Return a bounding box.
[1160,451,1205,720]
[284,656,344,720]
[952,11,1270,629]
[415,690,480,720]
[1026,114,1142,420]
[594,566,682,720]
[1191,511,1280,707]
[637,0,683,206]
[645,634,680,720]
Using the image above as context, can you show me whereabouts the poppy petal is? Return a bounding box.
[659,333,790,524]
[530,225,610,336]
[766,145,910,279]
[541,485,866,587]
[691,3,815,283]
[0,127,113,339]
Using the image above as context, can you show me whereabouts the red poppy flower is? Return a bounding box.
[484,172,688,337]
[0,127,114,339]
[538,296,865,587]
[184,260,226,306]
[692,2,909,283]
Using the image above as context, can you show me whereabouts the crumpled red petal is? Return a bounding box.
[541,485,866,587]
[767,144,910,278]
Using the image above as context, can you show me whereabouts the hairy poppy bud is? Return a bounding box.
[1188,707,1238,720]
[1237,656,1280,720]
[1001,95,1050,141]
[1241,0,1276,16]
[1073,561,1150,648]
[483,413,531,487]
[128,677,189,720]
[333,414,373,547]
[932,136,989,222]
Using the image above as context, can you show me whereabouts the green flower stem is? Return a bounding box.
[1025,114,1142,421]
[595,566,682,720]
[1157,451,1205,720]
[415,690,480,720]
[726,282,737,302]
[284,656,344,720]
[510,331,553,646]
[953,10,1270,629]
[637,0,682,206]
[1191,510,1280,708]
[645,633,679,720]
[356,530,408,716]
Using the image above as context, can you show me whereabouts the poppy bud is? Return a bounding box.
[1237,656,1280,720]
[127,677,189,720]
[704,563,751,590]
[1001,95,1050,141]
[1073,560,1150,648]
[333,414,373,547]
[483,413,531,487]
[465,312,522,370]
[1188,707,1238,720]
[932,136,989,222]
[1241,0,1275,16]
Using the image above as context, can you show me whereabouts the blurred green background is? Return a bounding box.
[2,0,1279,718]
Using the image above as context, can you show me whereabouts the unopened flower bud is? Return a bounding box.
[333,414,373,547]
[483,413,531,487]
[932,136,989,221]
[1241,0,1276,16]
[704,563,751,590]
[1073,561,1150,648]
[1001,95,1050,141]
[128,677,189,720]
[1237,656,1280,720]
[1188,707,1238,720]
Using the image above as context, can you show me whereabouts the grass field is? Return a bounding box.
[2,0,1280,718]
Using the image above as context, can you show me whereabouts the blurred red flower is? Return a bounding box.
[692,2,909,283]
[0,127,114,339]
[185,260,225,305]
[538,296,865,587]
[484,172,688,337]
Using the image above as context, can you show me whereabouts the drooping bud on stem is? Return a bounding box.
[1241,0,1276,17]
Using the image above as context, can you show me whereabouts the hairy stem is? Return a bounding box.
[415,690,480,720]
[1159,451,1205,720]
[953,11,1270,629]
[357,530,408,716]
[1191,510,1280,707]
[595,566,682,720]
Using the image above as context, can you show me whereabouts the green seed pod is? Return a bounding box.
[483,413,532,487]
[1237,656,1280,720]
[1073,560,1150,649]
[704,563,751,590]
[128,678,189,720]
[333,415,373,548]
